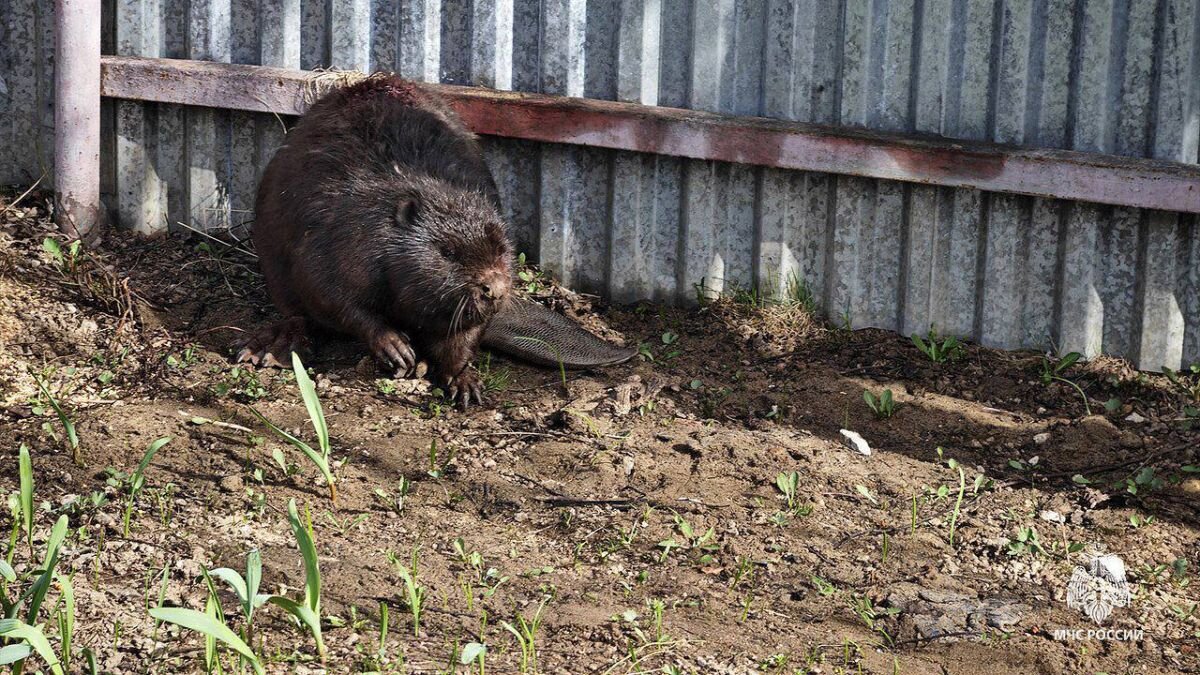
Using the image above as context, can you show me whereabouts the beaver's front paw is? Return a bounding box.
[370,329,417,377]
[444,370,484,408]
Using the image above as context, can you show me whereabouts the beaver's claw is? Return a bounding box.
[236,317,310,367]
[445,370,485,409]
[370,329,417,377]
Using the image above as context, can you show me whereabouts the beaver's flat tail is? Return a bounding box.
[481,299,637,369]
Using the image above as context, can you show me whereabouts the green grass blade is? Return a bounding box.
[147,607,263,675]
[290,353,329,456]
[130,437,171,497]
[18,444,32,551]
[0,559,15,582]
[245,549,262,620]
[0,644,32,665]
[286,500,321,616]
[0,619,64,675]
[266,596,326,658]
[56,574,74,673]
[23,516,69,624]
[248,407,334,489]
[33,378,78,461]
[201,576,222,674]
[208,568,248,608]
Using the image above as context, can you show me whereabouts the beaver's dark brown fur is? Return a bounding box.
[239,75,512,406]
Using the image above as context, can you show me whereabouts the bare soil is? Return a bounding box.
[1,191,1198,674]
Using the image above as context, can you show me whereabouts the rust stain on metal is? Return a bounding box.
[98,56,1200,214]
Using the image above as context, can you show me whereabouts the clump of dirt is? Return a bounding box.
[1,189,1198,674]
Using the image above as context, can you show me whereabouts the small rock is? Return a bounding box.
[1033,432,1051,445]
[218,474,243,493]
[918,587,974,604]
[981,600,1029,630]
[1125,411,1147,424]
[1039,510,1064,523]
[839,429,871,456]
[1118,431,1143,449]
[1179,479,1200,497]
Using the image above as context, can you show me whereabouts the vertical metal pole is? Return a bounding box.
[53,0,102,238]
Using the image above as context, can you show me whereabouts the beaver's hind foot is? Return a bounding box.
[236,316,311,368]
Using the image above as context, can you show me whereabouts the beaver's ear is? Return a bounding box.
[395,198,419,225]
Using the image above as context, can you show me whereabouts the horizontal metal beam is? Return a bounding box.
[100,56,1200,214]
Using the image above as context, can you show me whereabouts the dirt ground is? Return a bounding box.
[1,190,1198,674]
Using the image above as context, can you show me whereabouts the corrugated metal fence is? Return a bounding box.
[2,1,1199,369]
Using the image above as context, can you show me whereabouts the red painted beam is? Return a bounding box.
[99,56,1200,214]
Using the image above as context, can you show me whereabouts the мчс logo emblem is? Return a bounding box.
[1066,552,1131,625]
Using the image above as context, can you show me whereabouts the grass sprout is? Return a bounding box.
[250,352,336,503]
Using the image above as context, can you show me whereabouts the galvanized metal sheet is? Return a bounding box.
[8,0,1200,369]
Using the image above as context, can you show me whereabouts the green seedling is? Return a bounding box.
[377,601,390,660]
[18,445,32,554]
[0,620,63,675]
[1163,363,1200,402]
[772,471,811,519]
[32,376,80,465]
[501,597,547,674]
[148,607,263,675]
[811,575,836,596]
[459,641,486,674]
[250,352,336,503]
[267,500,326,660]
[1129,513,1155,528]
[847,595,899,647]
[657,514,717,563]
[477,353,512,393]
[388,547,425,637]
[939,449,967,547]
[209,549,267,642]
[730,556,754,590]
[516,253,546,293]
[0,514,70,675]
[323,511,369,535]
[0,645,33,668]
[910,327,964,363]
[855,485,878,505]
[1039,351,1092,415]
[426,439,455,479]
[271,447,298,477]
[863,389,897,419]
[42,237,81,274]
[373,476,412,514]
[55,575,74,674]
[1122,467,1164,497]
[122,437,171,536]
[1006,527,1047,557]
[200,570,223,673]
[775,471,800,510]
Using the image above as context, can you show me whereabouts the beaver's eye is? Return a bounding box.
[439,244,458,259]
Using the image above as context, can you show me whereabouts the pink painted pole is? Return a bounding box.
[53,0,102,238]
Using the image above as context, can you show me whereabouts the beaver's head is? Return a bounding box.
[389,182,512,331]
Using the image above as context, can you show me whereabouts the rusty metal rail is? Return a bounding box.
[98,55,1200,214]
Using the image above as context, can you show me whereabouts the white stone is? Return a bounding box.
[839,429,871,457]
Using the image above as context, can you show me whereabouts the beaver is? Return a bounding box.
[239,76,512,406]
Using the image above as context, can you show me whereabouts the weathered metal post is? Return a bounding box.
[53,0,103,238]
